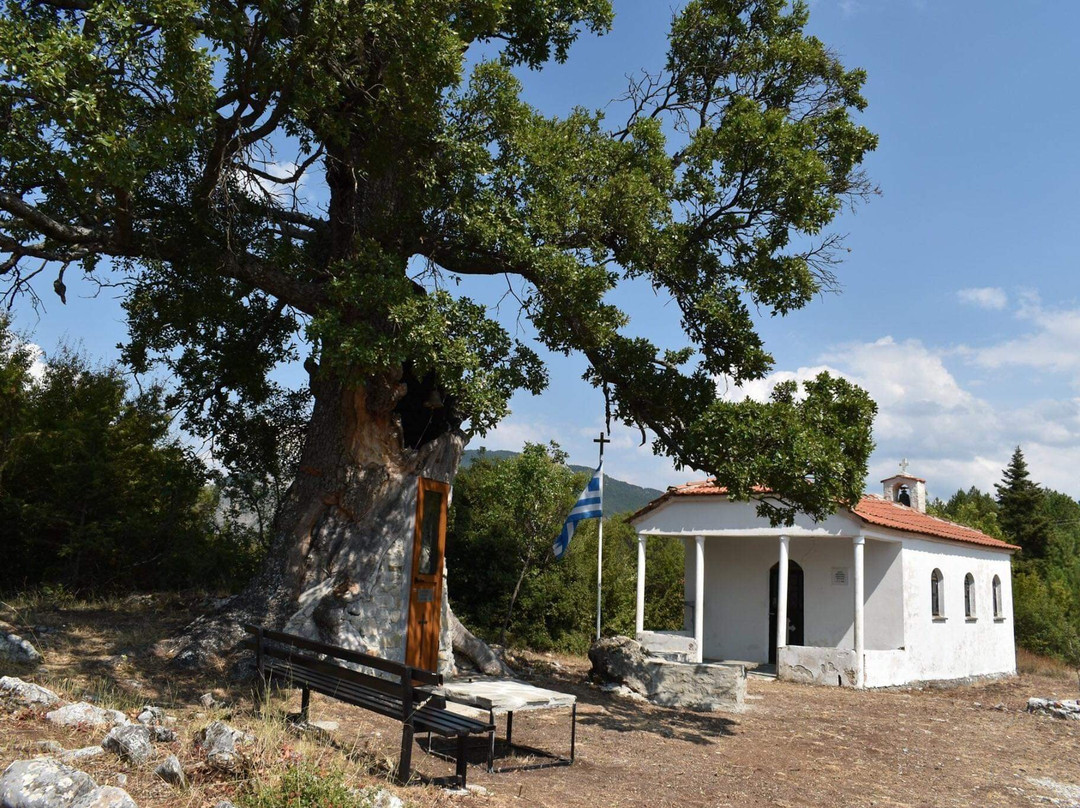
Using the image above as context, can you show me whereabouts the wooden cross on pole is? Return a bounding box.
[594,432,610,463]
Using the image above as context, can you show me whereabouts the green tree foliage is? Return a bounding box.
[0,0,878,531]
[0,322,258,593]
[447,443,582,644]
[927,487,1006,541]
[995,446,1052,558]
[447,446,684,652]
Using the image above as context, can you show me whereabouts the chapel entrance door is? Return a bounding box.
[768,561,804,665]
[406,478,449,672]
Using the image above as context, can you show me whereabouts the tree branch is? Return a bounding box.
[0,194,100,243]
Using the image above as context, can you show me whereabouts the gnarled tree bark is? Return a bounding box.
[167,365,494,675]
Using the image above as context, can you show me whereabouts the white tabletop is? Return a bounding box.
[437,678,576,715]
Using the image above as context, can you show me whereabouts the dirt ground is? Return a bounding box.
[2,594,1079,808]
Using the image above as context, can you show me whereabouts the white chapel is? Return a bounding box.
[629,465,1017,688]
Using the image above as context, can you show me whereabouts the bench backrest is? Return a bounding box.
[245,625,447,724]
[245,624,442,686]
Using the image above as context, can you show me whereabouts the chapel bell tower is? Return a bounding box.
[881,458,927,513]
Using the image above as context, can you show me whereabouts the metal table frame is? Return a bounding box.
[421,680,577,773]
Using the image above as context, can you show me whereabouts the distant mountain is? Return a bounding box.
[461,448,664,516]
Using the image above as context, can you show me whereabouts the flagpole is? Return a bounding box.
[594,432,610,642]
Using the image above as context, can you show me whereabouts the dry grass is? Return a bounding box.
[1016,647,1080,688]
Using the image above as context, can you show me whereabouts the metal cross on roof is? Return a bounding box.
[899,457,909,475]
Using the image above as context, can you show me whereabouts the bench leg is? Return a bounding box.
[397,724,414,786]
[456,735,468,788]
[300,686,310,723]
[506,711,514,748]
[569,702,577,764]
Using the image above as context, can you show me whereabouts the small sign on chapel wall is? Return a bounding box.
[831,567,849,586]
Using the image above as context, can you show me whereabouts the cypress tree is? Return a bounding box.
[995,447,1052,557]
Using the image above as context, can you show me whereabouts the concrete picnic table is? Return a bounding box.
[431,678,577,771]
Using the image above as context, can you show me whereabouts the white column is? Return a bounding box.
[776,535,790,662]
[635,533,646,636]
[853,535,865,688]
[694,535,705,663]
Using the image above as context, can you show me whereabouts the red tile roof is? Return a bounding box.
[633,480,1018,552]
[851,497,1016,550]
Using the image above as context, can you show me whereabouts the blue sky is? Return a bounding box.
[11,1,1080,501]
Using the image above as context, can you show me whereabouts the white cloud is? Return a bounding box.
[957,287,1007,310]
[719,334,1080,498]
[25,342,46,381]
[971,297,1080,378]
[473,418,552,452]
[488,323,1080,501]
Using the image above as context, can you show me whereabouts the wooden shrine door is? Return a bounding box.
[406,477,449,672]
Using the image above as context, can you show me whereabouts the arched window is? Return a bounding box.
[931,569,944,618]
[992,575,1003,618]
[964,573,976,618]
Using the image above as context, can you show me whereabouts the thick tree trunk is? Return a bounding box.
[166,367,489,674]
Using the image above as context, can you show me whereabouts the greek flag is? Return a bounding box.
[553,464,603,560]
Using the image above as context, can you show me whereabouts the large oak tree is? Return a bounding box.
[0,0,877,663]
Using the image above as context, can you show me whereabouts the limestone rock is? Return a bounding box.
[195,721,251,771]
[69,785,137,808]
[589,637,654,693]
[45,703,128,730]
[150,726,176,743]
[599,682,648,702]
[0,625,42,665]
[135,707,163,726]
[0,758,97,808]
[153,755,186,788]
[369,788,404,808]
[59,747,105,764]
[213,801,237,808]
[33,741,64,755]
[198,693,217,709]
[589,635,745,712]
[1027,697,1080,720]
[0,677,61,710]
[101,725,153,764]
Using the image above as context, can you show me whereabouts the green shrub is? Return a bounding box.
[241,763,375,808]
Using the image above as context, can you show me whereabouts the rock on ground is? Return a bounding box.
[368,788,404,808]
[69,785,137,808]
[0,677,60,709]
[1027,697,1080,720]
[195,721,252,772]
[45,703,128,730]
[153,755,186,788]
[0,625,42,664]
[589,635,746,711]
[134,706,163,726]
[59,748,105,764]
[101,725,154,765]
[0,758,96,808]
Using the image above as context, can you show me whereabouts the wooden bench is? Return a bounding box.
[244,625,494,787]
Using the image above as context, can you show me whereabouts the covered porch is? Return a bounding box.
[631,530,907,688]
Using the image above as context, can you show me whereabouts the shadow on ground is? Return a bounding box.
[510,661,738,745]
